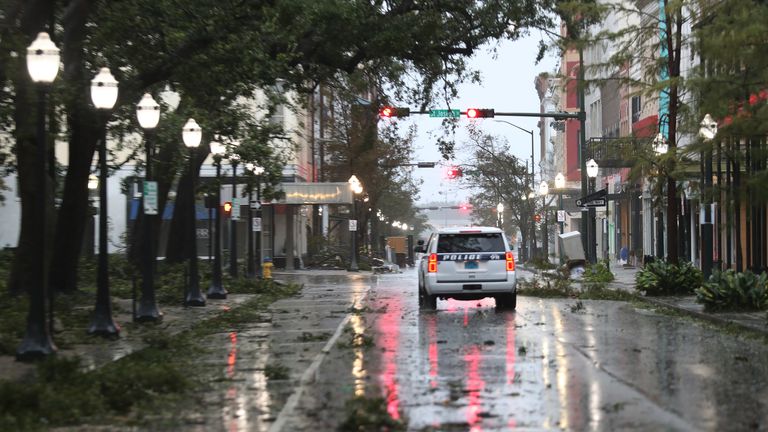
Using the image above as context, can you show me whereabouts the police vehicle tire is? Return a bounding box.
[495,293,517,310]
[424,294,437,310]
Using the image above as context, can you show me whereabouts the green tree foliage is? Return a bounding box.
[2,0,562,294]
[690,0,768,202]
[319,74,426,249]
[555,0,703,264]
[460,126,535,247]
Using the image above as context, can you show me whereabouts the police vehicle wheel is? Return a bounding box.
[424,294,437,310]
[495,293,517,311]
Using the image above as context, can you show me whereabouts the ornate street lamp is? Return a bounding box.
[699,113,719,278]
[585,159,599,264]
[182,119,206,306]
[539,180,549,197]
[586,159,599,179]
[652,133,669,260]
[17,32,60,360]
[245,163,265,278]
[348,175,363,271]
[135,93,161,321]
[88,67,120,336]
[539,181,550,259]
[653,133,669,155]
[496,202,504,227]
[554,172,566,262]
[208,139,227,298]
[228,144,241,278]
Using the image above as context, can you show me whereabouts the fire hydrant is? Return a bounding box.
[262,257,273,279]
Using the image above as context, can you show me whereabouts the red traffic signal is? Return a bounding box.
[222,201,232,215]
[534,214,541,223]
[459,203,473,211]
[379,106,410,118]
[446,165,462,179]
[466,108,495,119]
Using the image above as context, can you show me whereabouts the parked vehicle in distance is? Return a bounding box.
[415,227,516,310]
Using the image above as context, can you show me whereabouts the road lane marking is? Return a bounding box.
[268,286,369,432]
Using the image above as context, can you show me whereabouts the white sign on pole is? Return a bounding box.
[253,217,262,232]
[557,210,566,223]
[349,219,358,231]
[143,181,158,215]
[231,198,240,220]
[250,200,261,209]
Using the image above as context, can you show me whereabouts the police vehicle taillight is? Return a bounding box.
[428,253,438,273]
[506,251,515,272]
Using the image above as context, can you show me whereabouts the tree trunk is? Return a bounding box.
[49,0,100,294]
[7,0,56,296]
[664,5,683,264]
[165,146,208,263]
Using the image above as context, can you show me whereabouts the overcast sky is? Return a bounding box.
[398,35,559,205]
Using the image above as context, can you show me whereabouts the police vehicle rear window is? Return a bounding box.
[437,233,505,253]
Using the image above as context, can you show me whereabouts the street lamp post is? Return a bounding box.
[348,175,363,271]
[245,163,265,278]
[539,181,550,261]
[527,191,537,259]
[135,93,162,321]
[255,174,263,277]
[229,149,241,278]
[182,119,206,306]
[653,133,669,259]
[87,175,98,259]
[88,68,120,336]
[700,114,718,278]
[208,139,227,298]
[17,32,60,360]
[496,202,504,228]
[555,172,566,263]
[586,159,599,264]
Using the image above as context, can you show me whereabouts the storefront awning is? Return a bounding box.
[278,182,353,205]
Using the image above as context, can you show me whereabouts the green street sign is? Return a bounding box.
[143,181,158,215]
[429,109,460,118]
[232,198,240,221]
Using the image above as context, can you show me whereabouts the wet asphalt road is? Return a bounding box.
[197,269,768,432]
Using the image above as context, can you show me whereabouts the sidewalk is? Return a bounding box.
[521,263,768,337]
[0,293,259,383]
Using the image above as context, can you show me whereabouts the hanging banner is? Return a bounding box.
[143,181,158,215]
[231,198,240,220]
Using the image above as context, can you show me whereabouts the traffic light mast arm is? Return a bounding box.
[495,111,581,120]
[407,109,581,120]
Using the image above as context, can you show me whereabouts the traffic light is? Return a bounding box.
[465,108,495,118]
[222,201,232,216]
[379,106,410,118]
[446,165,462,179]
[459,203,473,211]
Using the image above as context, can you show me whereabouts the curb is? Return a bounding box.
[640,296,768,337]
[519,268,768,337]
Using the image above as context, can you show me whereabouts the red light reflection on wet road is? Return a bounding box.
[464,344,485,430]
[506,313,517,429]
[427,315,439,388]
[378,296,402,420]
[227,331,238,378]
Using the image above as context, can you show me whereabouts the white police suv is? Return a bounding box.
[415,227,517,310]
